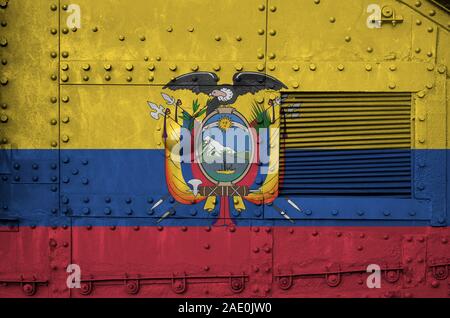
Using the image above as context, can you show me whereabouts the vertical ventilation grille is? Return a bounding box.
[279,92,412,198]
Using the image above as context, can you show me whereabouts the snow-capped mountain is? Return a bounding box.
[202,136,236,162]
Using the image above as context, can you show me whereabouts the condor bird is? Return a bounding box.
[163,72,287,115]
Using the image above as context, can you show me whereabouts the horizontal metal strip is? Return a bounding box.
[279,167,411,175]
[281,101,412,107]
[281,120,412,128]
[279,160,411,167]
[281,124,410,133]
[281,129,411,138]
[283,111,411,118]
[280,151,411,158]
[282,93,411,99]
[283,116,411,123]
[279,149,411,156]
[281,175,411,182]
[278,189,411,195]
[280,182,411,188]
[281,134,410,143]
[282,144,411,149]
[283,107,411,113]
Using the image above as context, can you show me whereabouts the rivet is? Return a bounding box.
[344,36,351,42]
[62,135,70,143]
[416,19,422,25]
[236,35,242,41]
[269,29,277,36]
[270,6,277,12]
[314,0,320,4]
[71,27,77,32]
[204,244,210,250]
[1,59,6,65]
[437,65,446,74]
[429,10,436,16]
[292,81,299,89]
[427,27,434,33]
[258,29,265,35]
[62,116,70,124]
[148,76,154,82]
[426,83,433,89]
[50,52,58,58]
[62,51,69,58]
[258,4,265,11]
[268,52,276,59]
[213,64,221,71]
[62,4,68,10]
[50,4,58,11]
[126,63,134,71]
[126,76,132,82]
[1,114,8,123]
[50,74,57,81]
[0,21,6,27]
[215,35,221,41]
[337,64,344,71]
[51,141,58,147]
[156,56,162,61]
[309,64,316,71]
[415,48,421,53]
[62,96,70,103]
[105,75,111,81]
[169,64,177,71]
[61,75,69,82]
[92,26,98,32]
[83,75,89,82]
[257,53,264,59]
[389,83,396,89]
[62,28,69,34]
[427,51,433,57]
[268,64,276,71]
[140,35,146,41]
[389,65,397,71]
[167,26,173,32]
[119,35,125,41]
[82,64,91,71]
[417,91,426,98]
[50,119,57,125]
[292,64,299,71]
[1,103,7,109]
[427,64,434,71]
[50,28,58,35]
[61,63,69,71]
[235,63,243,71]
[312,230,318,237]
[365,64,372,71]
[367,47,373,53]
[329,17,336,23]
[415,1,421,7]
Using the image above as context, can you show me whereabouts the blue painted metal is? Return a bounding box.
[0,149,448,226]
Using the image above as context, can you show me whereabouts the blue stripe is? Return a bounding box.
[0,149,447,227]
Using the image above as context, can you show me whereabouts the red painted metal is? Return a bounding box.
[1,226,449,298]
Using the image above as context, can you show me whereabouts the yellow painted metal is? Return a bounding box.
[59,1,266,61]
[0,0,448,155]
[204,196,217,212]
[0,0,59,149]
[233,196,246,212]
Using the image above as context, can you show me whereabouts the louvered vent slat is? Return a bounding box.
[279,92,412,198]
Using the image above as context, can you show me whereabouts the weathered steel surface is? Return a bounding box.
[0,0,449,298]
